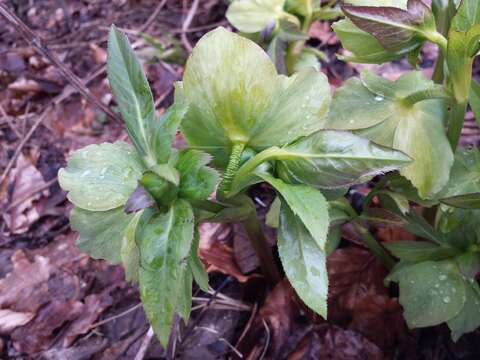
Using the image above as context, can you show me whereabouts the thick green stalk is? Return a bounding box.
[424,31,448,53]
[285,10,313,75]
[242,207,281,285]
[401,86,451,107]
[352,221,396,270]
[218,145,280,285]
[447,101,468,149]
[217,143,245,199]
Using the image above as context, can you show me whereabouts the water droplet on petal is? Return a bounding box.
[374,95,384,102]
[439,274,447,281]
[443,296,451,304]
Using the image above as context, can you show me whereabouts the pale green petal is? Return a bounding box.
[251,68,331,148]
[327,71,453,199]
[227,0,285,33]
[393,101,454,199]
[181,27,277,164]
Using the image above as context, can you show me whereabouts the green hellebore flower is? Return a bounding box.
[177,27,331,167]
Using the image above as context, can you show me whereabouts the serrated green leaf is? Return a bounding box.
[447,25,480,103]
[451,0,480,31]
[341,0,436,52]
[257,173,329,250]
[121,211,141,282]
[278,202,328,317]
[188,230,209,291]
[226,0,286,33]
[440,193,480,209]
[249,68,331,149]
[276,130,411,189]
[107,26,156,166]
[137,200,193,267]
[151,102,187,164]
[404,211,447,245]
[179,28,330,167]
[285,0,316,16]
[137,199,194,346]
[266,196,281,228]
[177,267,193,321]
[376,191,410,214]
[292,49,321,72]
[140,171,178,209]
[387,260,467,328]
[278,19,309,42]
[70,207,134,264]
[437,148,480,200]
[59,142,144,211]
[326,71,454,199]
[176,150,219,200]
[267,35,287,74]
[384,241,458,262]
[448,280,480,341]
[332,19,405,64]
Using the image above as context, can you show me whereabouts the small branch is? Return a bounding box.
[0,64,106,185]
[138,0,168,34]
[0,3,121,123]
[352,221,395,270]
[181,0,200,52]
[242,204,281,285]
[134,327,154,360]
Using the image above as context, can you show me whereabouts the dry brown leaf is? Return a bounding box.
[259,279,299,356]
[288,325,383,360]
[200,242,251,283]
[0,309,35,334]
[2,154,47,234]
[328,246,407,353]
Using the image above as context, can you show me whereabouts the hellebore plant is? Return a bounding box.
[59,25,411,345]
[325,0,480,341]
[226,0,342,74]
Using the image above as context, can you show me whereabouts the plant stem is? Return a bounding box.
[242,205,281,285]
[218,143,245,199]
[424,31,448,53]
[447,101,468,149]
[432,51,445,84]
[352,221,396,270]
[401,86,451,106]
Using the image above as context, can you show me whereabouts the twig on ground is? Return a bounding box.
[89,303,142,330]
[0,104,22,139]
[138,0,168,34]
[0,3,121,123]
[181,0,200,52]
[235,303,258,348]
[2,177,58,214]
[171,20,229,34]
[0,64,106,185]
[259,319,271,360]
[134,327,154,360]
[197,326,243,358]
